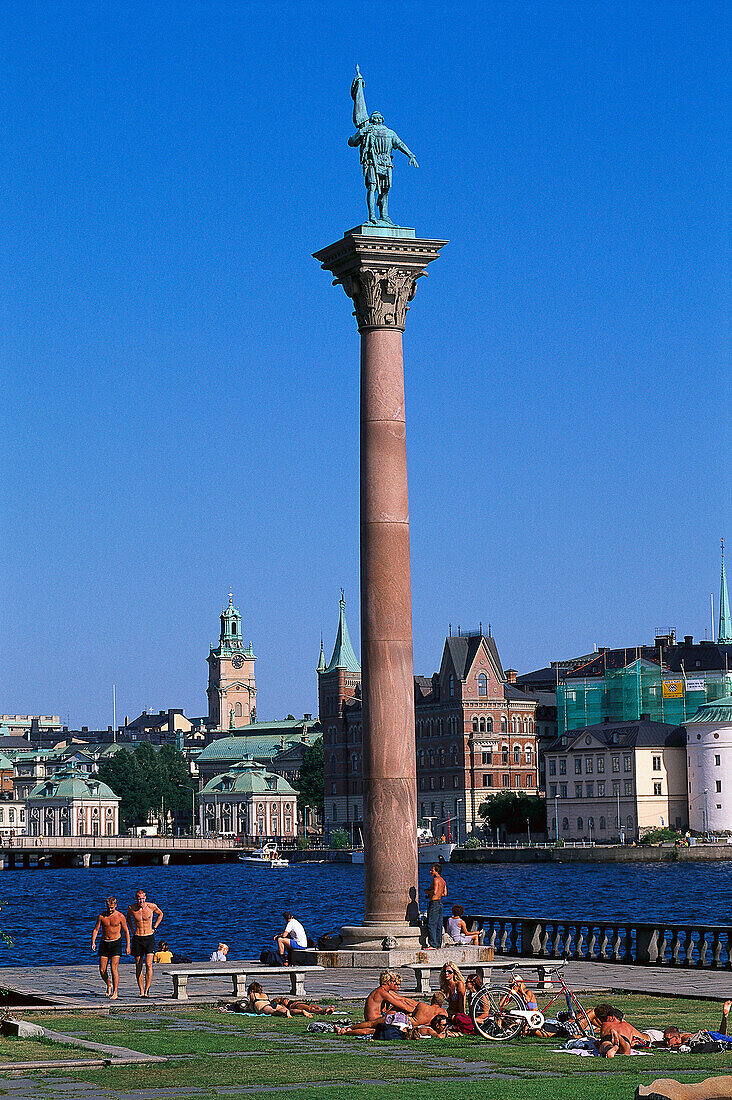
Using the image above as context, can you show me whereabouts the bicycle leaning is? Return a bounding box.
[469,960,594,1042]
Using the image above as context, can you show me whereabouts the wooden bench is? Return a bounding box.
[163,963,325,1002]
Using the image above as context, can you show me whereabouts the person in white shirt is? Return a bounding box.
[275,911,307,965]
[210,943,229,962]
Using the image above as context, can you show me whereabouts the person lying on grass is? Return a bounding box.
[334,970,418,1036]
[649,1000,732,1049]
[596,1004,652,1056]
[243,981,334,1018]
[408,1014,461,1039]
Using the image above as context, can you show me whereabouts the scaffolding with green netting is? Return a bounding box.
[557,659,732,734]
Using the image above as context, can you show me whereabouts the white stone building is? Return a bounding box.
[686,696,732,832]
[199,759,297,840]
[26,768,120,837]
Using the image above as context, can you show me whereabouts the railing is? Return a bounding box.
[466,914,732,969]
[0,836,241,850]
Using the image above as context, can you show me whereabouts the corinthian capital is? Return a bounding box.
[314,231,447,333]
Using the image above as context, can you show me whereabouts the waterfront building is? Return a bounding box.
[0,715,62,739]
[206,593,257,731]
[194,717,318,787]
[544,718,687,842]
[198,759,297,840]
[320,597,538,838]
[26,768,120,837]
[685,695,732,833]
[0,792,26,836]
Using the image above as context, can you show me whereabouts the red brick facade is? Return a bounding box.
[320,624,539,838]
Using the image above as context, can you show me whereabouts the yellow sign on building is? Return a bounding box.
[662,680,684,699]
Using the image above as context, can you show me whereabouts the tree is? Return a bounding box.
[295,737,324,812]
[98,744,194,832]
[478,792,545,834]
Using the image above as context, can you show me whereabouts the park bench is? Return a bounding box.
[163,962,325,1002]
[404,960,561,995]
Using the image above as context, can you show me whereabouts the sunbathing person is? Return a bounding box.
[411,991,448,1028]
[596,1005,650,1056]
[273,996,335,1018]
[408,1014,459,1039]
[245,981,292,1017]
[651,1001,732,1048]
[334,970,418,1036]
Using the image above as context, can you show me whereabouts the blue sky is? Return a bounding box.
[1,1,729,729]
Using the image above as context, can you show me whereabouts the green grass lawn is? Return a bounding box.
[15,994,732,1099]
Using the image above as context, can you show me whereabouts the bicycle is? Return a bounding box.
[470,960,594,1042]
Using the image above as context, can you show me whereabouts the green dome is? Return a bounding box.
[201,759,296,796]
[686,695,732,725]
[28,767,119,801]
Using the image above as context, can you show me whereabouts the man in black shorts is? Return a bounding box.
[91,896,131,999]
[127,889,164,997]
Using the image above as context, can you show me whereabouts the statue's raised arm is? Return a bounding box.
[348,66,418,226]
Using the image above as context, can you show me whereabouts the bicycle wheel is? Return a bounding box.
[471,987,525,1041]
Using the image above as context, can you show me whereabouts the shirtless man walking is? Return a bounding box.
[91,897,130,999]
[426,863,447,948]
[127,889,163,998]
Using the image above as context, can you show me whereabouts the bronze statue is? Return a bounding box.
[349,66,418,226]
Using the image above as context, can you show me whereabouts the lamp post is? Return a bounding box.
[456,799,462,848]
[554,794,559,844]
[526,817,531,847]
[704,788,709,841]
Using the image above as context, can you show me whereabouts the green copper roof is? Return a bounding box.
[317,637,326,673]
[686,695,732,724]
[196,722,316,765]
[201,759,297,796]
[28,768,119,801]
[324,593,360,675]
[719,542,732,644]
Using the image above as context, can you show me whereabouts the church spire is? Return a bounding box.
[719,539,732,644]
[325,591,361,674]
[317,635,326,673]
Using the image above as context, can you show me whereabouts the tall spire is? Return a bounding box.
[317,635,326,673]
[719,539,732,644]
[325,591,361,674]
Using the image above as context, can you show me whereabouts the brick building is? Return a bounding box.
[319,597,539,839]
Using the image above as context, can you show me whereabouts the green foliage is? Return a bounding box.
[295,737,324,811]
[329,827,350,850]
[462,837,481,849]
[477,792,545,833]
[639,826,682,845]
[98,744,193,831]
[296,835,309,850]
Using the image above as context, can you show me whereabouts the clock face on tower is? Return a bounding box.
[231,655,244,670]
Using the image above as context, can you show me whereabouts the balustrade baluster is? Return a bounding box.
[683,929,695,967]
[658,928,669,966]
[562,926,573,958]
[599,926,610,960]
[697,928,710,968]
[551,924,562,959]
[499,922,509,955]
[587,926,598,960]
[575,925,585,959]
[711,931,722,969]
[612,927,622,961]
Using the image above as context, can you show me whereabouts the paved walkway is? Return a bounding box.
[1,957,731,1009]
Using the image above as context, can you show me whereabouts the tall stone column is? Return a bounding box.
[315,227,447,946]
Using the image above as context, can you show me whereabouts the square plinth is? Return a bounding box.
[345,224,416,239]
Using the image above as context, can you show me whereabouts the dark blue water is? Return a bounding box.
[1,860,730,967]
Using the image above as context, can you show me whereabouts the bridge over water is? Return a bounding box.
[0,836,255,868]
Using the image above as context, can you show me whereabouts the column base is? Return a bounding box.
[339,920,423,951]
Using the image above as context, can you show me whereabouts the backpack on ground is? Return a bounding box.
[259,948,283,966]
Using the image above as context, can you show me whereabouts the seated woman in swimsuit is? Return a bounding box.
[446,906,481,946]
[440,961,476,1033]
[272,996,335,1018]
[246,981,292,1017]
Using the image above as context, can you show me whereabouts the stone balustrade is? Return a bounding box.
[466,914,732,969]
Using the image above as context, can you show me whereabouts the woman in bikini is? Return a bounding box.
[245,982,333,1019]
[439,962,475,1033]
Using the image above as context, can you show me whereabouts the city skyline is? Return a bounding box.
[2,1,729,727]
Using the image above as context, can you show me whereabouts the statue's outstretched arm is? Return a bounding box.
[393,134,419,168]
[348,131,363,148]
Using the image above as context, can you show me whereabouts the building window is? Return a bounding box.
[453,775,459,788]
[502,748,509,766]
[503,774,510,788]
[562,817,569,831]
[560,784,567,798]
[612,780,620,795]
[477,673,488,696]
[525,746,532,765]
[429,778,435,790]
[716,780,722,793]
[715,755,721,767]
[653,756,661,771]
[624,781,633,796]
[440,776,446,789]
[577,816,583,831]
[586,782,593,797]
[525,774,533,788]
[483,774,493,787]
[653,782,662,795]
[473,717,479,733]
[234,701,242,717]
[449,674,455,698]
[575,782,582,798]
[549,759,556,776]
[597,756,605,773]
[419,778,425,790]
[479,717,486,733]
[597,781,605,796]
[559,759,566,775]
[585,757,593,774]
[599,816,606,830]
[623,755,632,773]
[550,784,557,797]
[612,757,620,772]
[514,745,520,764]
[486,717,493,732]
[501,716,507,733]
[515,774,521,788]
[575,758,582,774]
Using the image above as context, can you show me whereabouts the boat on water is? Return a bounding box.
[351,826,455,865]
[238,842,289,868]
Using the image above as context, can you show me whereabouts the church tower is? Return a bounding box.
[719,539,732,645]
[207,593,257,730]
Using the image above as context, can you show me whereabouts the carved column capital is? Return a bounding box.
[314,231,448,333]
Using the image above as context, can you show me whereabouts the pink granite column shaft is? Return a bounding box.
[360,326,418,925]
